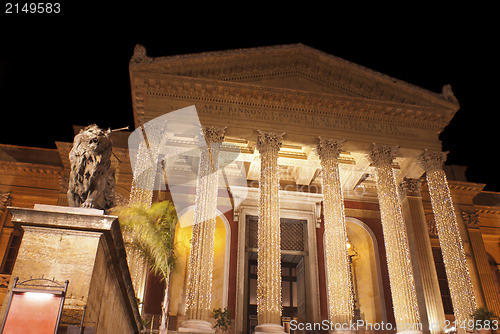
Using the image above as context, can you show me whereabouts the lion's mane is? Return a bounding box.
[67,124,115,210]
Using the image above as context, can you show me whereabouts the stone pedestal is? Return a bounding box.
[1,204,142,334]
[178,319,214,333]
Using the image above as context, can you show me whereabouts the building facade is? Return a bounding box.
[1,44,499,333]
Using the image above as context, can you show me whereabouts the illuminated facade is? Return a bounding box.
[1,44,499,334]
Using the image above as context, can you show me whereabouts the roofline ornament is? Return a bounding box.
[131,44,153,65]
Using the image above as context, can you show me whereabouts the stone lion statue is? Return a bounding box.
[67,124,115,210]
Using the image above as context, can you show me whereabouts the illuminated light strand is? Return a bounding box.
[419,151,476,326]
[370,145,421,327]
[317,138,354,325]
[129,122,164,207]
[185,126,225,321]
[128,130,162,300]
[255,131,283,325]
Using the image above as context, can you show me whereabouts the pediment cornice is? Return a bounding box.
[131,72,455,132]
[130,43,459,111]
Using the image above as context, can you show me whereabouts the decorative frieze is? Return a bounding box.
[462,211,480,229]
[203,126,226,145]
[400,178,423,197]
[140,75,451,132]
[369,144,399,168]
[418,150,447,173]
[0,192,11,211]
[0,160,61,178]
[426,219,439,238]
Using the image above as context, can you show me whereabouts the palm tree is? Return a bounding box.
[113,200,178,334]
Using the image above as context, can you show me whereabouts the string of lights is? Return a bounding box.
[370,145,421,327]
[185,126,225,320]
[317,138,354,325]
[419,151,476,327]
[255,131,283,324]
[127,134,161,300]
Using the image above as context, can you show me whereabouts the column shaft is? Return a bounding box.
[256,131,283,326]
[369,145,421,329]
[465,218,500,316]
[400,179,446,334]
[419,151,476,327]
[317,138,354,326]
[185,126,225,322]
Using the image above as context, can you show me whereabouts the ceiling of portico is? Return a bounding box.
[219,137,423,198]
[156,132,424,201]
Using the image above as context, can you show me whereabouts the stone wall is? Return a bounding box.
[1,204,142,333]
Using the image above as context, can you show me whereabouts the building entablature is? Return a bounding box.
[129,44,459,155]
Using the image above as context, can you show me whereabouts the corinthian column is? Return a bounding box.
[400,178,446,334]
[255,131,285,333]
[317,138,354,328]
[369,145,421,332]
[180,126,225,333]
[419,151,476,328]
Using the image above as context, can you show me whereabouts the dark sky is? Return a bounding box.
[1,3,499,191]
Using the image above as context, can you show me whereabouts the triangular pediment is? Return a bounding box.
[130,43,459,110]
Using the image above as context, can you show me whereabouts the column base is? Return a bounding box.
[254,323,286,334]
[178,319,215,334]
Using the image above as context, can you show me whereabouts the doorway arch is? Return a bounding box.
[168,206,231,320]
[344,217,388,324]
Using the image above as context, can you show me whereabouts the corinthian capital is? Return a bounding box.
[418,150,448,172]
[399,178,422,197]
[317,137,345,161]
[461,211,480,229]
[256,131,283,155]
[369,144,398,167]
[0,192,11,211]
[203,126,226,144]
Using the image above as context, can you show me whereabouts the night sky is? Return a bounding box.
[1,4,499,191]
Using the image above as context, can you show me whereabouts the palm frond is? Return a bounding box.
[113,201,178,281]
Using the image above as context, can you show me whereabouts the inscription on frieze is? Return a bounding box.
[153,100,420,139]
[197,104,419,138]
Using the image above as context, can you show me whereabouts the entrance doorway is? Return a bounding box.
[245,216,308,334]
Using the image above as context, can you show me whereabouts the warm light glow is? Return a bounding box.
[346,242,351,249]
[23,292,54,301]
[420,151,476,326]
[370,145,420,327]
[185,127,225,321]
[318,138,354,325]
[256,131,283,325]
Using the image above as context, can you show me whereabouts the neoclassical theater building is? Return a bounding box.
[0,44,499,333]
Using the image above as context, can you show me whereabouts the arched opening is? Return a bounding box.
[167,207,231,326]
[344,217,387,324]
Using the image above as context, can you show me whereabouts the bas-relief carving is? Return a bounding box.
[147,99,426,143]
[462,211,480,229]
[131,44,457,154]
[0,192,11,211]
